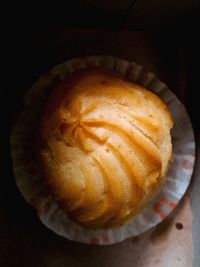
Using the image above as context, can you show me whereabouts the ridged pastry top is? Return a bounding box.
[36,68,173,229]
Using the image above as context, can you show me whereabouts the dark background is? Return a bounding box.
[1,1,200,266]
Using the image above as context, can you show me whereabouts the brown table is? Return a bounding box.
[1,28,198,267]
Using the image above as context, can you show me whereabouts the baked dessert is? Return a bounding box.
[36,68,173,229]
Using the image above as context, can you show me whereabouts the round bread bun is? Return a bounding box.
[36,67,173,229]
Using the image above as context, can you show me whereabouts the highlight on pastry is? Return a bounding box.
[35,67,173,229]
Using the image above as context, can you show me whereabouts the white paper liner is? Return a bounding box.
[10,55,195,245]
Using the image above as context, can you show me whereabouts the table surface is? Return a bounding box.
[1,28,199,267]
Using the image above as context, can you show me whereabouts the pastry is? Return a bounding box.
[36,67,173,229]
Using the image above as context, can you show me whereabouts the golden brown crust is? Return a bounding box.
[36,67,173,229]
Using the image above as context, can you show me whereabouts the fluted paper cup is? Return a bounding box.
[10,55,195,245]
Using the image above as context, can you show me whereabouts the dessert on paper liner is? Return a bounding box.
[10,56,195,245]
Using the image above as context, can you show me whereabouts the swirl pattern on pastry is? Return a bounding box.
[36,68,173,229]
